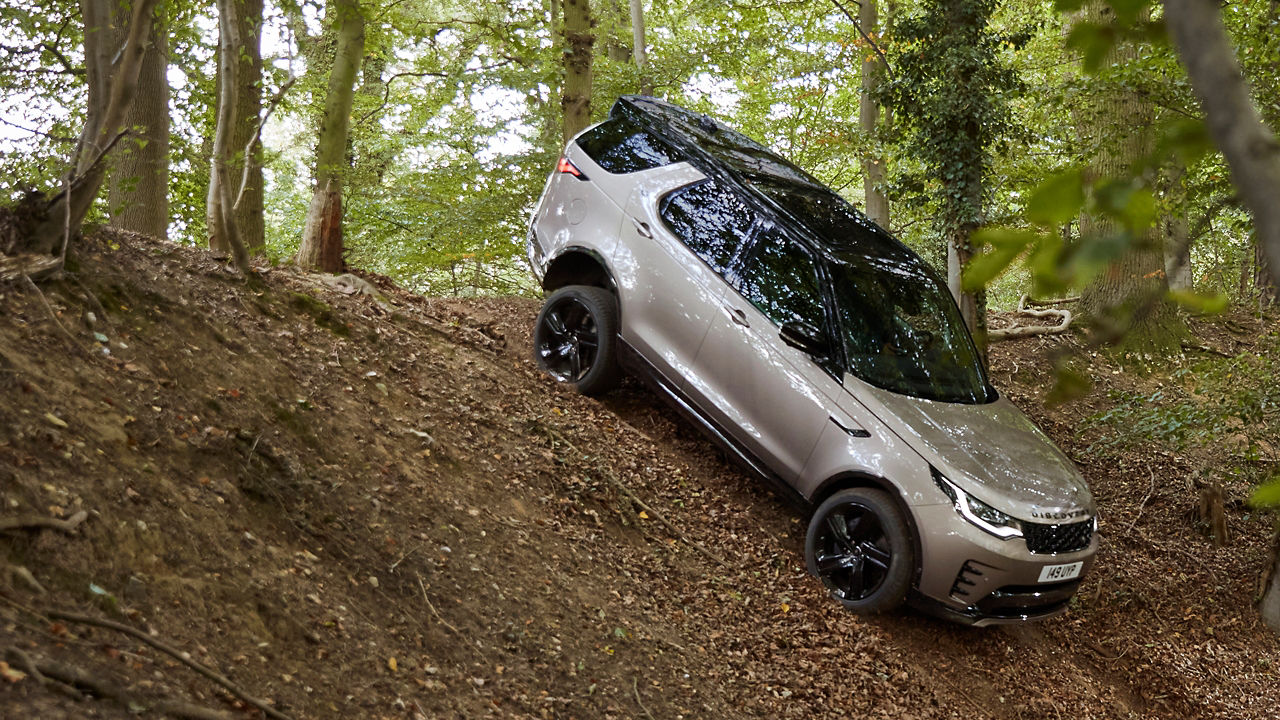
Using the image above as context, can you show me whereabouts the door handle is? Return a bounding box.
[723,305,750,328]
[633,220,653,238]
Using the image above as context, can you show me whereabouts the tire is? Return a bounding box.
[805,488,914,614]
[532,285,621,395]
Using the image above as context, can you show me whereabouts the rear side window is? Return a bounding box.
[659,180,755,273]
[733,227,826,331]
[576,117,677,173]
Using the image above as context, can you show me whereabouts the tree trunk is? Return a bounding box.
[946,150,986,352]
[208,0,251,273]
[1076,3,1183,351]
[107,3,169,239]
[233,0,265,253]
[1165,0,1280,293]
[561,0,594,144]
[208,0,264,255]
[1258,235,1278,308]
[296,0,365,272]
[1261,529,1280,633]
[23,0,160,257]
[604,0,631,62]
[859,0,889,228]
[630,0,648,93]
[1163,159,1192,292]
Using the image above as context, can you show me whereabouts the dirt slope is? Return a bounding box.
[1,232,1278,719]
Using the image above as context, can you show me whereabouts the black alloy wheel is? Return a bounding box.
[805,488,913,613]
[533,285,621,395]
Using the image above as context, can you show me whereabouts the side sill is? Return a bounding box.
[616,339,808,510]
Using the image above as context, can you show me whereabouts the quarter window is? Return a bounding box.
[576,117,676,174]
[734,227,826,331]
[659,180,755,273]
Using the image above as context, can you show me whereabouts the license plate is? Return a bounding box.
[1037,561,1083,583]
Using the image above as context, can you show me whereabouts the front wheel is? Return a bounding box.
[805,488,914,614]
[532,285,621,395]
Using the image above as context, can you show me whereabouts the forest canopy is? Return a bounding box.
[0,0,1277,312]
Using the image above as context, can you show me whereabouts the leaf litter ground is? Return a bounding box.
[1,230,1278,719]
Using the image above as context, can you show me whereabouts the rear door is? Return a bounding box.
[612,178,756,389]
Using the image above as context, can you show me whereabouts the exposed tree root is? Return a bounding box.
[46,609,295,720]
[8,648,234,719]
[0,510,88,534]
[0,254,62,282]
[989,294,1075,342]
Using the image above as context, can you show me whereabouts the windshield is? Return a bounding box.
[741,177,992,403]
[831,254,992,404]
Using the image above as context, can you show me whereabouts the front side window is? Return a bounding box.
[576,117,677,174]
[659,180,755,273]
[831,253,991,404]
[732,226,826,331]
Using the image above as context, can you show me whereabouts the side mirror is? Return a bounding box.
[780,321,830,358]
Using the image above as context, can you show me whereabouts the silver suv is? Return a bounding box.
[526,96,1097,625]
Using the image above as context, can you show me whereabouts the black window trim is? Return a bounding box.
[726,220,847,382]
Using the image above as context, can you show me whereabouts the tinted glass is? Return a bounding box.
[747,176,883,242]
[831,253,991,404]
[615,97,817,185]
[659,181,754,273]
[734,227,826,331]
[576,117,677,174]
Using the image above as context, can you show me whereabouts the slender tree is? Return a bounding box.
[1165,0,1280,292]
[107,2,169,239]
[886,0,1020,351]
[561,0,594,143]
[296,0,365,272]
[859,0,889,228]
[630,0,649,93]
[207,0,251,272]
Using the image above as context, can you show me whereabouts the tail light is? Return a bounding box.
[556,156,587,180]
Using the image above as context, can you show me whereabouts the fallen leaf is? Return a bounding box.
[0,662,26,683]
[388,657,398,672]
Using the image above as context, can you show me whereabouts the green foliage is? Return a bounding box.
[1084,329,1280,457]
[883,0,1025,241]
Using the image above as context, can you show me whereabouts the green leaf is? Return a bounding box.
[1119,187,1157,234]
[1168,290,1229,314]
[1046,366,1093,407]
[1027,169,1085,226]
[962,228,1042,291]
[1109,0,1152,25]
[1066,23,1115,74]
[1052,0,1086,12]
[1250,477,1280,509]
[1158,118,1213,165]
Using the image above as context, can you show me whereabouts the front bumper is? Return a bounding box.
[910,503,1098,625]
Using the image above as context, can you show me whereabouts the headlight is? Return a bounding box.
[932,469,1023,539]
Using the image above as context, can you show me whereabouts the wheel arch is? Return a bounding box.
[541,247,617,297]
[809,472,925,584]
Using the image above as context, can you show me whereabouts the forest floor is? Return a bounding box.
[1,230,1279,720]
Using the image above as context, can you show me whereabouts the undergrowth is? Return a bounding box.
[1082,326,1280,479]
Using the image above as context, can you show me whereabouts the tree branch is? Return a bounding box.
[234,76,298,210]
[829,0,894,80]
[1165,0,1280,289]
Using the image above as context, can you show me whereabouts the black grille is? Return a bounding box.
[1023,519,1093,554]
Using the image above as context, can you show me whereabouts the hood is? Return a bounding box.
[851,381,1094,521]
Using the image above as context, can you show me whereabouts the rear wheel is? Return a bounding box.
[805,488,914,613]
[533,285,621,395]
